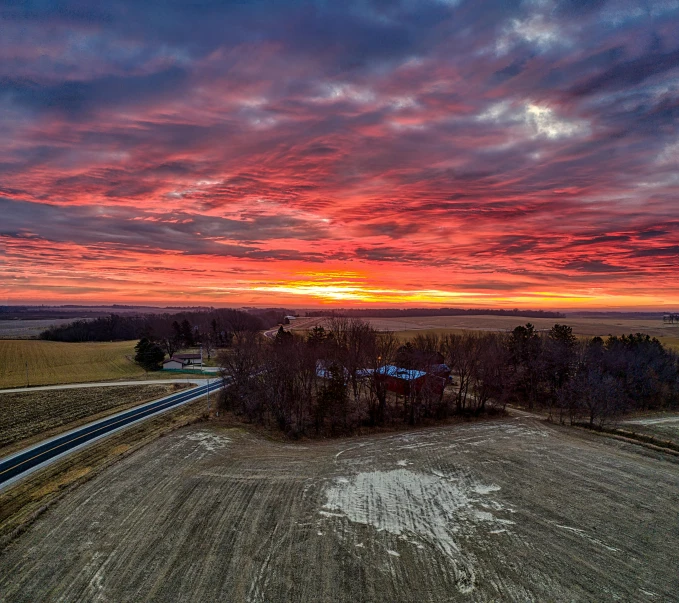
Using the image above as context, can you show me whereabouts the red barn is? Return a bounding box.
[375,365,447,398]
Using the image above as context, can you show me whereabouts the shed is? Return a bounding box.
[162,358,186,370]
[172,353,202,365]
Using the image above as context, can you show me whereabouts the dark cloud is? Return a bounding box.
[562,260,627,273]
[2,67,188,118]
[570,48,679,97]
[0,198,333,261]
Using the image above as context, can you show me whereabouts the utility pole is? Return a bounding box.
[25,361,29,388]
[206,377,211,414]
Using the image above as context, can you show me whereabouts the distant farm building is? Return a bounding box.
[428,363,452,380]
[316,360,348,381]
[374,365,447,398]
[162,353,202,370]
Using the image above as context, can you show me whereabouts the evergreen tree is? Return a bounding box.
[134,338,165,371]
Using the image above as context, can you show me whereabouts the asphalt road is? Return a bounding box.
[0,380,223,490]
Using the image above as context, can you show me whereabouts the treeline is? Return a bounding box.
[219,319,679,437]
[221,319,410,437]
[220,318,497,437]
[402,325,679,428]
[304,308,565,319]
[39,308,278,354]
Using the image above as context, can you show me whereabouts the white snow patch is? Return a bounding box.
[473,510,495,522]
[184,431,231,453]
[387,550,400,557]
[396,460,409,467]
[472,484,501,495]
[319,510,345,518]
[625,415,679,426]
[554,523,619,552]
[320,468,514,594]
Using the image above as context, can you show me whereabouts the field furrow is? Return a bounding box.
[1,418,678,601]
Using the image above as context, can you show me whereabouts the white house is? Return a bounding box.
[162,358,185,370]
[162,352,203,370]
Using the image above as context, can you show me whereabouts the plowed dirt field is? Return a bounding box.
[1,417,678,602]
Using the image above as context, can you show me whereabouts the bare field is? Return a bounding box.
[0,397,208,547]
[1,417,677,601]
[0,340,147,388]
[0,319,80,340]
[621,413,679,447]
[291,315,679,348]
[0,383,191,456]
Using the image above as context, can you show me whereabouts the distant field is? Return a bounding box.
[0,340,147,388]
[2,417,678,601]
[290,315,679,348]
[0,319,81,340]
[0,383,191,456]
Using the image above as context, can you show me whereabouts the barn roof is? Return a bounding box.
[173,353,202,360]
[376,365,427,381]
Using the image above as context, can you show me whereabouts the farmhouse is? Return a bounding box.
[162,353,202,371]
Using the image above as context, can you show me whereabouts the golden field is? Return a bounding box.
[0,340,147,388]
[290,315,679,349]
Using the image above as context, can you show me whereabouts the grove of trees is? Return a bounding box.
[219,320,679,437]
[39,309,275,356]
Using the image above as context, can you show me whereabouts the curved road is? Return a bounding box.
[0,380,223,490]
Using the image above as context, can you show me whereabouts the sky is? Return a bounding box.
[1,0,678,309]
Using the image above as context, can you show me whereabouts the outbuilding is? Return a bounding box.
[162,358,186,370]
[173,353,202,366]
[162,353,203,370]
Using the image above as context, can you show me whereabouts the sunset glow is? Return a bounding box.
[2,1,679,309]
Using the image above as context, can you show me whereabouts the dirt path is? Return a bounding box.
[0,379,209,394]
[1,417,677,601]
[624,413,679,426]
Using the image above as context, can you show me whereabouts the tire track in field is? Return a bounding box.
[2,420,679,601]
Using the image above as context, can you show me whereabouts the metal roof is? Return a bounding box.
[375,365,427,381]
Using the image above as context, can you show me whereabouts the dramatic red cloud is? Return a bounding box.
[1,1,679,309]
